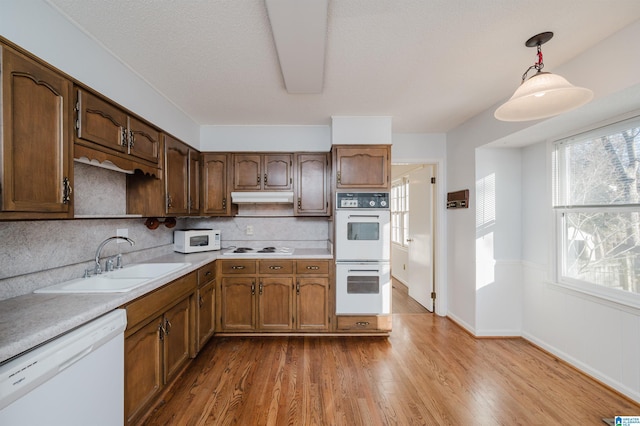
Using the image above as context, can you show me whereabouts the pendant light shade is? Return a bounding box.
[494,32,593,122]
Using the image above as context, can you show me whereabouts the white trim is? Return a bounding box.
[546,279,640,314]
[447,311,475,335]
[522,331,640,404]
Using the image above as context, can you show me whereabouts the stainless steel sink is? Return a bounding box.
[34,262,191,294]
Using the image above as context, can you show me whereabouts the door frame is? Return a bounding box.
[391,160,447,316]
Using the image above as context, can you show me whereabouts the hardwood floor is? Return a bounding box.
[392,277,429,314]
[142,315,639,425]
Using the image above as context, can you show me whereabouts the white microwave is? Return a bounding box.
[173,229,221,253]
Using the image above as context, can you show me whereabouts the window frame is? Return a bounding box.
[391,177,409,247]
[551,114,640,309]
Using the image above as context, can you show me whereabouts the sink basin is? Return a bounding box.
[107,263,191,279]
[35,262,191,294]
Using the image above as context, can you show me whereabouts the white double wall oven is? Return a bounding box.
[334,193,391,315]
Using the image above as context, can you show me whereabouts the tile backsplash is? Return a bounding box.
[0,163,330,300]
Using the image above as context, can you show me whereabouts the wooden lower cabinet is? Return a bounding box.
[194,261,216,354]
[296,277,329,331]
[218,259,329,333]
[336,315,392,332]
[123,273,196,425]
[258,277,294,330]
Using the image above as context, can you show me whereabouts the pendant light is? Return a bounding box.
[494,32,593,122]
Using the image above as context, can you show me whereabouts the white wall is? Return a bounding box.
[475,147,522,336]
[200,125,331,151]
[1,0,199,146]
[447,20,640,401]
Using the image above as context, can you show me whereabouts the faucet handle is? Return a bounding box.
[115,253,123,269]
[105,258,115,272]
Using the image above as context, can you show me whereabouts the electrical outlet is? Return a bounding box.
[117,228,128,242]
[246,225,254,236]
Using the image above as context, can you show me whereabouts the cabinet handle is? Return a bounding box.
[259,281,264,295]
[355,321,370,327]
[306,265,320,270]
[337,171,341,184]
[264,173,267,184]
[205,271,212,276]
[269,265,283,270]
[296,282,300,295]
[231,265,245,270]
[62,177,72,204]
[199,295,204,307]
[165,318,172,335]
[167,194,173,209]
[257,174,261,184]
[251,281,256,295]
[298,197,302,209]
[158,322,166,341]
[129,130,135,149]
[121,127,128,147]
[222,198,227,209]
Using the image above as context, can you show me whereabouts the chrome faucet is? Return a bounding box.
[94,236,135,275]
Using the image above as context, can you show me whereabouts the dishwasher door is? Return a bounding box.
[0,309,127,426]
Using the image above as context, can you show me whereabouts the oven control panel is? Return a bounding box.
[336,192,390,209]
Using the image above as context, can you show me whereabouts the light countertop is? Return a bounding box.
[0,248,332,364]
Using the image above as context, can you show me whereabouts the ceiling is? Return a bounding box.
[46,0,640,133]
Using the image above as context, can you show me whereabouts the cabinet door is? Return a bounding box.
[334,146,390,189]
[197,279,216,351]
[263,154,292,190]
[233,154,261,190]
[163,297,191,384]
[165,135,189,215]
[296,277,329,331]
[77,89,128,154]
[128,116,161,164]
[1,47,72,215]
[124,316,163,425]
[258,277,294,330]
[221,277,255,330]
[189,150,200,213]
[202,153,230,215]
[295,153,329,215]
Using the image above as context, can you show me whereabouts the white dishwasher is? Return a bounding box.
[0,309,127,426]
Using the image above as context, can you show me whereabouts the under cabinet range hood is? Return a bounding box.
[231,191,294,204]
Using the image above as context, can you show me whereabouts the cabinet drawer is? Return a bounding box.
[220,260,256,274]
[198,262,216,285]
[259,260,294,274]
[336,315,392,331]
[296,260,329,275]
[126,272,197,329]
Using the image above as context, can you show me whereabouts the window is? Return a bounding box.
[391,177,409,246]
[553,116,640,302]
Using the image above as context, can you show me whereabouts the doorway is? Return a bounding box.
[390,164,436,312]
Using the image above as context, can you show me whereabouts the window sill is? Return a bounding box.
[546,279,640,314]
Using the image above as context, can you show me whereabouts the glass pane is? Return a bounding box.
[563,211,640,294]
[561,127,640,206]
[347,223,380,240]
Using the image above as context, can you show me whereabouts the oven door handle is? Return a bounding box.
[347,269,380,273]
[348,214,380,219]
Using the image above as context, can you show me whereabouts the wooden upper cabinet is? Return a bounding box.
[128,116,161,164]
[0,45,73,218]
[202,153,230,216]
[76,88,161,170]
[333,145,391,189]
[164,135,200,216]
[294,153,330,216]
[165,135,190,215]
[76,89,127,154]
[263,154,293,190]
[189,150,200,213]
[232,153,292,191]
